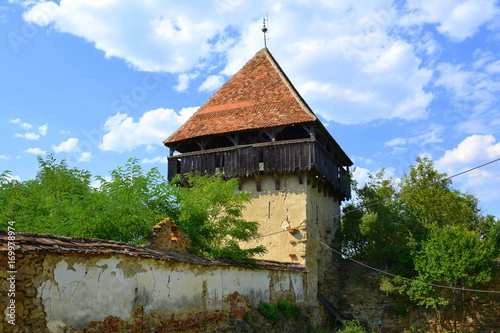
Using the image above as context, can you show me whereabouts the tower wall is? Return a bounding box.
[239,172,341,305]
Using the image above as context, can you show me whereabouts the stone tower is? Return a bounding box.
[164,48,352,304]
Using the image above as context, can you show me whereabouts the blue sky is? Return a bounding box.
[1,0,499,217]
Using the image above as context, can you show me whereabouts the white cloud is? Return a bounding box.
[435,57,500,133]
[386,138,407,147]
[11,119,48,140]
[141,156,168,164]
[15,132,40,140]
[10,118,32,130]
[223,2,433,124]
[16,0,440,124]
[38,124,48,136]
[436,134,500,209]
[25,147,47,155]
[0,154,10,160]
[437,135,500,166]
[198,75,224,92]
[174,73,198,92]
[52,138,80,153]
[78,152,92,162]
[22,0,259,72]
[99,107,198,152]
[401,0,500,41]
[385,124,444,147]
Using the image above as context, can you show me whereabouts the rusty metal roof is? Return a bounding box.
[164,48,317,144]
[0,231,306,272]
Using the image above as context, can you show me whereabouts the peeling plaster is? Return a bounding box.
[37,255,304,330]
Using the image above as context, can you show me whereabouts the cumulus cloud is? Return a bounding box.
[16,0,440,124]
[223,2,433,124]
[15,132,40,140]
[198,75,224,92]
[437,135,500,166]
[52,138,79,153]
[436,134,500,207]
[38,124,48,136]
[22,0,258,72]
[11,119,48,140]
[10,118,32,130]
[174,73,199,92]
[99,107,198,152]
[401,0,500,41]
[78,152,92,162]
[25,147,47,155]
[141,156,168,164]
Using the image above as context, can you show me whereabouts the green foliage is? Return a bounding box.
[243,311,258,329]
[340,168,420,274]
[0,155,176,244]
[1,156,266,261]
[277,299,301,318]
[337,320,372,333]
[340,157,497,272]
[258,301,279,321]
[0,155,98,237]
[92,157,178,243]
[339,157,499,329]
[406,226,496,309]
[173,172,266,261]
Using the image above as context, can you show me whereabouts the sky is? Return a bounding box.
[1,0,499,218]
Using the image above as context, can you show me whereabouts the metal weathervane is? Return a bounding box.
[262,18,268,48]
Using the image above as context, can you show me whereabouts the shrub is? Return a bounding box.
[258,301,278,321]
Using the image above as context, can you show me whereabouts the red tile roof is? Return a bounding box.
[165,48,317,144]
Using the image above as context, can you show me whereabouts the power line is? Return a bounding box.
[245,157,500,293]
[249,156,500,242]
[311,235,500,294]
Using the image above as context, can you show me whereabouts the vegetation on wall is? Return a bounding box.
[338,157,499,330]
[0,154,264,261]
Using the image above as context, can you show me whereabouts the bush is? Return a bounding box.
[277,299,301,318]
[258,301,278,321]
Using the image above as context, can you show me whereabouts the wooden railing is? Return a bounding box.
[168,139,350,200]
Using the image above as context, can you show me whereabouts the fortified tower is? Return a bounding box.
[164,48,352,305]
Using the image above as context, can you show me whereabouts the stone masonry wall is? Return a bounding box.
[0,252,306,332]
[325,258,500,332]
[0,225,309,333]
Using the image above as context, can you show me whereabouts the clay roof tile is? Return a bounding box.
[165,48,317,144]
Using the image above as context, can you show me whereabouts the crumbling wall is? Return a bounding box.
[327,259,500,332]
[0,228,307,333]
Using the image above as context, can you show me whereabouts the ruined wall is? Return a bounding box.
[0,232,307,333]
[329,259,500,332]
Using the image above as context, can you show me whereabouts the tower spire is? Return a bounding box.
[261,18,268,48]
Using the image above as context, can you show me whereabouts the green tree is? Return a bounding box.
[0,155,176,243]
[340,169,420,274]
[405,226,496,331]
[0,154,98,237]
[340,157,498,331]
[1,156,266,261]
[173,172,266,261]
[93,157,177,243]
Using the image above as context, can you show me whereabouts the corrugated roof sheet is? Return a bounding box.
[165,48,317,144]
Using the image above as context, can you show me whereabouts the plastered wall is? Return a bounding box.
[239,172,341,316]
[0,252,306,332]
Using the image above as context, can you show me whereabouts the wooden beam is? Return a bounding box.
[274,173,280,190]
